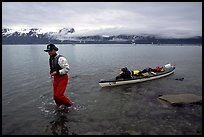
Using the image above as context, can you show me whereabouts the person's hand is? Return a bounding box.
[50,71,57,76]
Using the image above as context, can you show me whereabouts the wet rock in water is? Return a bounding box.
[120,131,141,135]
[158,94,202,105]
[83,131,103,135]
[175,77,184,81]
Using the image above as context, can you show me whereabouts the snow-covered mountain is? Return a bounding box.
[2,27,202,45]
[2,27,77,44]
[2,27,74,39]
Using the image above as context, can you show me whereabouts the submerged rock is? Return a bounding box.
[175,78,184,81]
[158,94,202,105]
[83,131,103,135]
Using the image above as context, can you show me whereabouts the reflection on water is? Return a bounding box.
[47,111,70,135]
[38,93,70,135]
[38,93,86,135]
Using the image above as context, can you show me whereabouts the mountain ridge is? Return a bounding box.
[2,27,202,45]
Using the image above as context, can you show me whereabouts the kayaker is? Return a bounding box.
[116,67,132,80]
[44,44,72,109]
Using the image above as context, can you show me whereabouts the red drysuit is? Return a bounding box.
[53,74,71,106]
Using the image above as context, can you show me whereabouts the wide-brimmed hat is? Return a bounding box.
[44,44,58,52]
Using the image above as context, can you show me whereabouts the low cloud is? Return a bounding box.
[2,2,202,38]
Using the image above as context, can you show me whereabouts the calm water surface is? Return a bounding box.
[2,44,202,135]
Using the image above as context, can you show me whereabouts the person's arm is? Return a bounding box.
[58,56,70,75]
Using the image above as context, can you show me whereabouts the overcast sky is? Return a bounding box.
[2,2,202,38]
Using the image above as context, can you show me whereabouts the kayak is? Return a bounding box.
[99,64,175,87]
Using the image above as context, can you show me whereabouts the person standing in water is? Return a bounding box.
[44,44,72,109]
